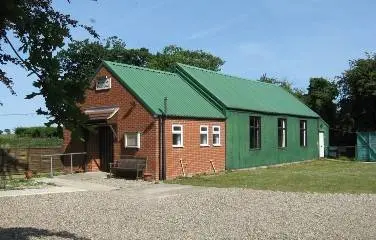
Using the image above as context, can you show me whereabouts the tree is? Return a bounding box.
[0,0,97,129]
[55,39,224,134]
[0,130,3,135]
[3,129,10,135]
[259,74,306,102]
[148,45,225,72]
[14,126,62,138]
[55,37,151,133]
[338,53,376,131]
[305,78,338,125]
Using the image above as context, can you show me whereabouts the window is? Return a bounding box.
[200,126,209,146]
[172,125,183,147]
[124,132,140,148]
[212,126,221,146]
[278,118,287,148]
[96,76,111,90]
[300,120,307,147]
[250,116,261,149]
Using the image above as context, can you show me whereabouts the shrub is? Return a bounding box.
[14,126,63,138]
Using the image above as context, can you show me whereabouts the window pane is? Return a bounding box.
[250,116,261,149]
[200,134,208,145]
[213,127,220,132]
[201,126,208,132]
[278,118,286,148]
[300,120,307,146]
[250,127,255,148]
[127,134,137,146]
[173,126,181,132]
[173,133,181,146]
[213,134,220,145]
[278,129,282,147]
[255,118,260,128]
[278,119,282,128]
[250,118,255,127]
[303,130,306,146]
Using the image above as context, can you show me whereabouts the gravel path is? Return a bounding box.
[1,177,376,239]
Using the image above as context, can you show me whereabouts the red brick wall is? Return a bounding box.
[63,129,86,171]
[64,67,160,179]
[165,119,226,179]
[63,66,226,180]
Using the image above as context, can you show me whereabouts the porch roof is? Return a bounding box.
[84,106,119,121]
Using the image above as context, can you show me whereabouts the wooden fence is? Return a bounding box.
[0,146,63,175]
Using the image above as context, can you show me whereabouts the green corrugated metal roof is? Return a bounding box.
[176,63,319,118]
[102,61,224,119]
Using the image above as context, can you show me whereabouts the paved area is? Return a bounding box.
[1,173,376,239]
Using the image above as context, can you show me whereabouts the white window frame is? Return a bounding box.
[124,132,141,148]
[212,125,221,146]
[172,124,183,147]
[200,125,209,146]
[96,76,111,90]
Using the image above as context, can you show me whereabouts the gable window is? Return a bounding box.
[200,126,209,146]
[124,132,140,148]
[96,76,111,90]
[278,118,287,148]
[250,116,261,149]
[212,126,221,146]
[300,120,307,147]
[172,125,183,147]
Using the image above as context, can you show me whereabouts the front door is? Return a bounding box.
[319,132,325,158]
[99,126,113,172]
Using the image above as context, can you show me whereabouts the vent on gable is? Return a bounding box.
[96,76,111,90]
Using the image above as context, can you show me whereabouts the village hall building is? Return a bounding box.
[63,61,328,180]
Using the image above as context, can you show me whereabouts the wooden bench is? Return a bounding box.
[109,158,146,179]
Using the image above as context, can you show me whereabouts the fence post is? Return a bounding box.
[70,154,73,174]
[50,155,53,178]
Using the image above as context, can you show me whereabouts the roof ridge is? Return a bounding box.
[177,63,278,87]
[104,60,177,76]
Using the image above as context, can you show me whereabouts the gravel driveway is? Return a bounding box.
[1,175,376,240]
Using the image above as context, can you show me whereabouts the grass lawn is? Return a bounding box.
[0,178,48,190]
[167,160,376,194]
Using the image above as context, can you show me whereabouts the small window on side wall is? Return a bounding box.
[278,118,287,148]
[200,126,209,146]
[212,126,221,146]
[172,124,183,147]
[124,132,140,148]
[300,120,307,147]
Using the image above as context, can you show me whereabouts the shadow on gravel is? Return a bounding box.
[0,227,90,240]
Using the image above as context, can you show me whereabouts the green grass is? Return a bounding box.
[167,160,376,194]
[0,134,62,147]
[0,178,47,190]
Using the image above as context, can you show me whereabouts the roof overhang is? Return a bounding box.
[84,106,119,123]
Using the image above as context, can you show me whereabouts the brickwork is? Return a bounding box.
[165,119,226,179]
[63,66,226,180]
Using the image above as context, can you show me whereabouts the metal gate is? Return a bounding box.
[99,126,114,172]
[356,132,376,161]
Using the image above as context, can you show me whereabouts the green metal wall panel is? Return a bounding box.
[356,132,376,161]
[226,110,320,169]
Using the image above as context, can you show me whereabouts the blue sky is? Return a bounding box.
[0,0,375,130]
